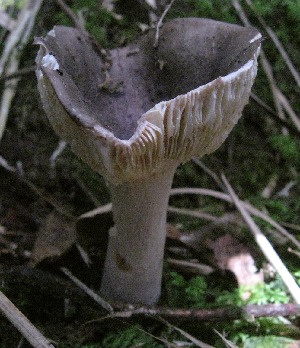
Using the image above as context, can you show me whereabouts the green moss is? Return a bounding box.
[170,0,237,23]
[166,272,207,308]
[243,335,297,348]
[51,0,145,48]
[269,134,300,167]
[101,325,164,348]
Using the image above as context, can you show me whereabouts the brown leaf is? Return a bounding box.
[208,234,263,287]
[30,211,76,265]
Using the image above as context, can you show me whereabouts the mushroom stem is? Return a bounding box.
[100,166,177,305]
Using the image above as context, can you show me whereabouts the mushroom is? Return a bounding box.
[35,18,261,305]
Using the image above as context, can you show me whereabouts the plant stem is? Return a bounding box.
[100,167,176,305]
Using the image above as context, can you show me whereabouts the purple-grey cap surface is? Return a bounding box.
[36,18,261,184]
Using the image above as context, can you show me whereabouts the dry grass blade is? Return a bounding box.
[167,258,214,275]
[259,51,286,125]
[288,248,300,259]
[0,0,42,76]
[167,206,217,221]
[281,222,300,232]
[153,0,176,47]
[251,93,300,136]
[213,330,238,348]
[232,0,300,133]
[0,65,35,82]
[60,267,114,313]
[0,0,43,141]
[0,9,16,31]
[192,158,225,190]
[170,187,300,250]
[275,89,300,131]
[159,317,216,348]
[221,174,300,304]
[0,290,55,348]
[54,0,87,34]
[245,0,300,89]
[78,203,112,219]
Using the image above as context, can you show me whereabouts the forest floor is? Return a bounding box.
[0,1,300,347]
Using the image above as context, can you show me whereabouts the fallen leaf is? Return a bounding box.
[208,234,263,287]
[30,211,76,265]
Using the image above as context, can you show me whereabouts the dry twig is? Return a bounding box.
[232,0,300,133]
[245,0,300,89]
[153,0,175,47]
[60,267,114,313]
[213,330,238,348]
[54,0,87,33]
[0,290,54,348]
[192,158,225,190]
[0,0,43,141]
[250,93,300,136]
[159,317,215,348]
[0,9,16,31]
[3,266,300,322]
[167,258,214,275]
[96,303,300,322]
[170,187,300,250]
[0,65,35,82]
[167,206,217,222]
[221,174,300,304]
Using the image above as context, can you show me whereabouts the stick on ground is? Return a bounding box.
[0,290,55,348]
[221,174,300,304]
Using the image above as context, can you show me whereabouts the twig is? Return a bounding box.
[0,66,35,82]
[78,203,112,219]
[0,9,16,31]
[49,140,67,167]
[0,290,55,348]
[275,181,296,198]
[288,248,300,259]
[0,0,43,141]
[281,222,300,232]
[95,303,300,322]
[0,155,16,172]
[260,49,286,128]
[17,336,25,348]
[261,174,278,199]
[250,93,300,136]
[0,0,42,76]
[54,0,87,34]
[232,0,300,133]
[0,162,75,219]
[170,188,300,250]
[245,0,300,89]
[60,267,114,313]
[138,0,160,17]
[221,174,300,304]
[275,89,300,131]
[74,175,102,207]
[159,317,215,348]
[153,0,175,47]
[167,258,214,275]
[3,266,300,322]
[213,330,238,348]
[1,266,102,309]
[192,158,225,190]
[25,180,75,219]
[167,206,217,222]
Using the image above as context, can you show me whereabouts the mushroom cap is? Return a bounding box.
[36,18,261,184]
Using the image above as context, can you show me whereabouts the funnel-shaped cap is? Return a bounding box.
[36,18,261,184]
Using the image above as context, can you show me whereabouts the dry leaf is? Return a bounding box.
[30,211,76,265]
[208,234,263,287]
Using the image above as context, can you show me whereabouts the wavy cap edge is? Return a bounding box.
[36,30,261,184]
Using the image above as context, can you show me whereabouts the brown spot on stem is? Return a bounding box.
[115,251,132,272]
